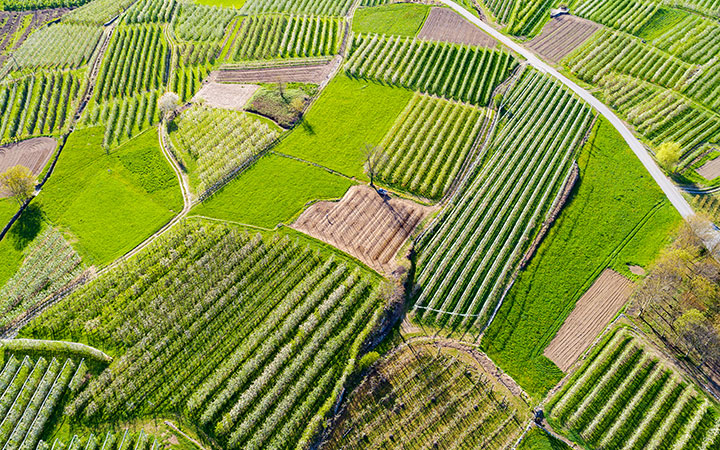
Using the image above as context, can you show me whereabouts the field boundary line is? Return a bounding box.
[186,215,274,232]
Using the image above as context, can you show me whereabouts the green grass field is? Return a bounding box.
[34,126,182,266]
[481,117,681,398]
[272,75,413,179]
[636,7,691,40]
[192,153,354,228]
[518,427,571,450]
[0,197,18,231]
[353,4,431,37]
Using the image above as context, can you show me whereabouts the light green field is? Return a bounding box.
[192,153,354,228]
[272,75,414,179]
[353,3,431,37]
[193,0,246,8]
[35,126,182,266]
[481,117,682,398]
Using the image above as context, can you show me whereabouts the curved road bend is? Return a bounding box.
[440,0,695,219]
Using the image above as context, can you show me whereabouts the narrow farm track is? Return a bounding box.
[439,0,695,219]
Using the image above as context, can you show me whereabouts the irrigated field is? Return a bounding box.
[547,327,720,449]
[414,70,594,331]
[322,341,528,449]
[293,185,430,274]
[543,269,634,372]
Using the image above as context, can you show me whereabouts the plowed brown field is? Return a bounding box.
[213,57,339,85]
[697,156,720,181]
[544,269,634,371]
[192,82,259,110]
[527,15,600,64]
[418,7,496,47]
[0,137,56,197]
[292,185,431,274]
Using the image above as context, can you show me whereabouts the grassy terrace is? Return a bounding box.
[482,117,681,397]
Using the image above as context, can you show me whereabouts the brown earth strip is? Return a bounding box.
[418,7,496,47]
[292,185,431,275]
[527,15,601,64]
[697,156,720,181]
[213,57,340,85]
[544,269,635,372]
[0,137,57,177]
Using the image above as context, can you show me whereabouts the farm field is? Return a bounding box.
[1,0,720,449]
[482,117,681,397]
[414,70,594,331]
[547,326,720,449]
[293,185,430,274]
[192,153,354,229]
[322,340,529,449]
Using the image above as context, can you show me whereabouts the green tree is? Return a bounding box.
[0,165,36,206]
[656,142,682,171]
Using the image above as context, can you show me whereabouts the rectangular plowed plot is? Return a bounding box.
[0,137,56,195]
[376,93,491,200]
[418,7,497,47]
[192,82,259,110]
[292,185,431,274]
[527,15,600,64]
[544,269,634,372]
[213,59,338,84]
[696,154,720,181]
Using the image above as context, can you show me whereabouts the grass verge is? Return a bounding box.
[353,3,431,37]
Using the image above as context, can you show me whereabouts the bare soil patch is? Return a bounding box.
[628,264,646,275]
[418,7,496,47]
[544,269,634,372]
[527,15,601,64]
[213,57,339,85]
[192,82,259,111]
[293,185,431,275]
[697,156,720,181]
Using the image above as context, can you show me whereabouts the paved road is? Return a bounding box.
[439,0,695,219]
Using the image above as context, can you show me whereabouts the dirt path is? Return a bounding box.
[163,421,205,450]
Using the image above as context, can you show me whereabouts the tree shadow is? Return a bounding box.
[9,203,44,251]
[300,118,315,135]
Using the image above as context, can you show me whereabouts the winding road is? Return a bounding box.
[440,0,695,219]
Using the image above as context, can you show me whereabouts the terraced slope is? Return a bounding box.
[414,70,594,331]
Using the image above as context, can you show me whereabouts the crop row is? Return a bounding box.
[41,429,158,450]
[94,24,167,101]
[170,106,279,194]
[663,0,720,17]
[12,23,101,70]
[684,60,720,111]
[575,0,658,35]
[323,344,524,449]
[83,89,160,148]
[653,14,720,65]
[0,228,83,330]
[547,327,720,449]
[482,0,554,36]
[226,15,344,61]
[376,93,489,199]
[63,0,137,25]
[1,0,89,10]
[346,34,516,106]
[564,28,692,90]
[124,0,176,24]
[414,71,594,330]
[21,222,383,449]
[170,64,209,103]
[599,73,720,169]
[0,70,82,143]
[239,0,353,17]
[176,41,220,67]
[0,355,79,450]
[174,3,235,42]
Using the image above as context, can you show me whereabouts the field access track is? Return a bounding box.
[544,269,634,372]
[527,15,601,64]
[293,185,430,274]
[418,7,497,48]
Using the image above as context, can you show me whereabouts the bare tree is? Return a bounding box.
[364,144,387,189]
[0,165,35,206]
